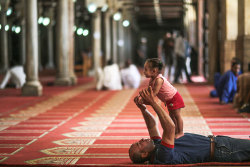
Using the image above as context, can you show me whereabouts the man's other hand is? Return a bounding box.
[134,96,146,110]
[139,86,156,105]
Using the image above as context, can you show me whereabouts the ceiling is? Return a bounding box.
[121,0,185,30]
[8,0,185,30]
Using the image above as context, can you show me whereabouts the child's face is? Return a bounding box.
[143,62,155,78]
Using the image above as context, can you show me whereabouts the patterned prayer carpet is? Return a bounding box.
[0,77,249,166]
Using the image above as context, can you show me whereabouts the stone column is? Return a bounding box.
[184,2,197,48]
[45,5,55,69]
[124,23,132,62]
[38,1,43,71]
[237,0,250,72]
[68,0,77,85]
[92,9,102,75]
[127,26,132,61]
[117,20,125,67]
[20,10,26,65]
[104,11,111,64]
[197,0,204,76]
[112,18,118,64]
[22,0,42,96]
[220,0,238,73]
[207,0,219,83]
[0,0,9,72]
[55,0,71,86]
[16,0,26,66]
[125,13,133,62]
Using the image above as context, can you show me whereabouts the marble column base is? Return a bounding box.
[22,81,43,96]
[55,77,72,86]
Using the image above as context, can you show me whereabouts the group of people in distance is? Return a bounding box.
[158,31,193,84]
[96,59,141,91]
[129,58,250,164]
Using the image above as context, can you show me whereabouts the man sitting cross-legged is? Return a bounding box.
[129,86,250,164]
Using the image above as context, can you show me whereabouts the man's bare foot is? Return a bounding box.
[175,132,184,139]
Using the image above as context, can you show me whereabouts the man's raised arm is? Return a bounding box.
[134,96,160,138]
[139,87,175,145]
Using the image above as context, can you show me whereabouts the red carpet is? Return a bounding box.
[186,83,250,139]
[0,79,250,166]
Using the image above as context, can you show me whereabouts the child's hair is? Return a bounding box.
[146,58,163,72]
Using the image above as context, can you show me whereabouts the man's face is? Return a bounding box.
[130,138,155,157]
[232,64,241,75]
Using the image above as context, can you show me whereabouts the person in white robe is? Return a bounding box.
[120,60,141,89]
[96,59,122,91]
[0,66,26,89]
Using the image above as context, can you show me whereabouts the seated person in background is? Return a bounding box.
[234,64,250,113]
[0,65,26,89]
[96,67,104,91]
[210,59,241,104]
[237,92,250,113]
[129,86,250,164]
[99,59,122,90]
[120,60,141,89]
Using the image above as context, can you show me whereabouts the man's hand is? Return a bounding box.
[134,96,146,110]
[139,86,156,105]
[134,93,161,138]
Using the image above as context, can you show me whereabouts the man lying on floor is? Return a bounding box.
[129,86,250,164]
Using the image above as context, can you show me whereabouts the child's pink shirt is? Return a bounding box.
[149,74,177,102]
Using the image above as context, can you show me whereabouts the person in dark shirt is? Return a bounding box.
[129,86,250,164]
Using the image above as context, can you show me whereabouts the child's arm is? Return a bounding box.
[136,78,163,105]
[152,78,164,96]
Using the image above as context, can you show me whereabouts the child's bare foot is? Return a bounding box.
[175,132,184,139]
